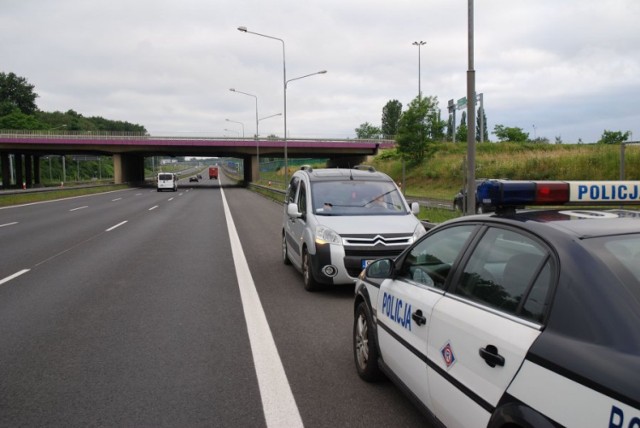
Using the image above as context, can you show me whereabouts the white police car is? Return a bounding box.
[282,166,425,291]
[353,180,640,427]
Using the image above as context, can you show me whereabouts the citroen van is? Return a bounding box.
[282,166,426,291]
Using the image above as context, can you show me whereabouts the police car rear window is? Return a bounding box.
[583,235,640,301]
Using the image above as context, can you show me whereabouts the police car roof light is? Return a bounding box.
[478,180,640,211]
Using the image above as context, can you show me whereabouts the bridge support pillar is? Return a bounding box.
[113,154,145,185]
[1,153,10,189]
[15,154,23,189]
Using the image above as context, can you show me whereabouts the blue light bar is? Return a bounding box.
[477,180,640,210]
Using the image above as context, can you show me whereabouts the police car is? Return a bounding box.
[353,180,640,427]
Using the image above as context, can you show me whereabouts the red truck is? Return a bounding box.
[209,166,219,179]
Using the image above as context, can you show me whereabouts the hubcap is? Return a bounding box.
[355,313,369,368]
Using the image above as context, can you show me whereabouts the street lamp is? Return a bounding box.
[225,119,245,138]
[284,70,327,181]
[259,112,282,124]
[412,41,426,97]
[230,87,261,178]
[237,26,288,182]
[229,88,258,139]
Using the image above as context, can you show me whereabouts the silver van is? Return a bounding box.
[282,166,426,291]
[157,172,178,192]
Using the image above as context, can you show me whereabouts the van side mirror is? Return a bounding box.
[411,202,420,215]
[287,203,302,218]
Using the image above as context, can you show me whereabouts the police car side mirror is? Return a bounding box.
[366,259,394,279]
[411,202,420,215]
[287,203,302,218]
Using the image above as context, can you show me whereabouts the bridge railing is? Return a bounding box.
[0,129,395,145]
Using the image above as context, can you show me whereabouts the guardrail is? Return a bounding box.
[0,130,395,145]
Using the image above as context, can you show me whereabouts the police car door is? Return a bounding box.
[426,226,553,427]
[376,225,477,410]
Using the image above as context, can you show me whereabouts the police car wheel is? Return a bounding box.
[354,302,383,382]
[282,233,291,265]
[302,248,321,292]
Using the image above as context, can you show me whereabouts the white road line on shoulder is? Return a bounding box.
[168,197,174,201]
[149,205,158,211]
[0,221,18,228]
[0,269,30,286]
[220,187,303,428]
[106,220,128,232]
[112,198,122,202]
[69,206,88,212]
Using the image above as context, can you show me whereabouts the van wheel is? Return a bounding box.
[354,301,383,381]
[302,248,321,291]
[282,233,291,265]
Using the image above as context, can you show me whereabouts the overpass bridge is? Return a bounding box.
[0,131,394,189]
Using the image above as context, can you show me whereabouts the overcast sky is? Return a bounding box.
[2,0,639,143]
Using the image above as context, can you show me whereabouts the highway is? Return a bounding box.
[0,174,428,427]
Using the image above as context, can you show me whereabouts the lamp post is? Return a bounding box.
[285,70,327,181]
[225,119,245,138]
[412,41,426,98]
[466,0,477,215]
[237,26,288,183]
[230,87,261,178]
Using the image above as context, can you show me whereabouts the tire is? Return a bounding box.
[282,233,291,265]
[353,301,383,382]
[302,248,321,291]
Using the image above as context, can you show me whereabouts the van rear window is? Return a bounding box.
[159,174,173,180]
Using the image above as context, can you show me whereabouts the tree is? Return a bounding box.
[598,130,631,144]
[455,111,467,142]
[355,122,381,139]
[396,95,442,164]
[476,107,489,142]
[0,72,38,116]
[493,124,529,142]
[381,100,402,138]
[0,108,45,129]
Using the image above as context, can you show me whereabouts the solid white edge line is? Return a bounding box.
[69,206,88,211]
[149,205,158,211]
[0,269,30,286]
[106,220,128,232]
[220,187,304,428]
[0,221,18,228]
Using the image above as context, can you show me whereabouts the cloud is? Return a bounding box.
[1,0,639,143]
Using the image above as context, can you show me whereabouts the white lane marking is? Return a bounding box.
[0,269,30,286]
[112,198,122,202]
[0,221,18,228]
[69,206,88,212]
[106,220,128,232]
[168,197,174,201]
[149,205,158,211]
[220,187,303,428]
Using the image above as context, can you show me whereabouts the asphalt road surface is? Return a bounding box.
[0,174,428,427]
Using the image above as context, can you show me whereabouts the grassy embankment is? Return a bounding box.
[256,142,640,223]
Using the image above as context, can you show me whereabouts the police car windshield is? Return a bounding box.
[583,234,640,301]
[311,181,406,216]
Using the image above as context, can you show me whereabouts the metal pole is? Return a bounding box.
[412,41,426,98]
[466,0,476,215]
